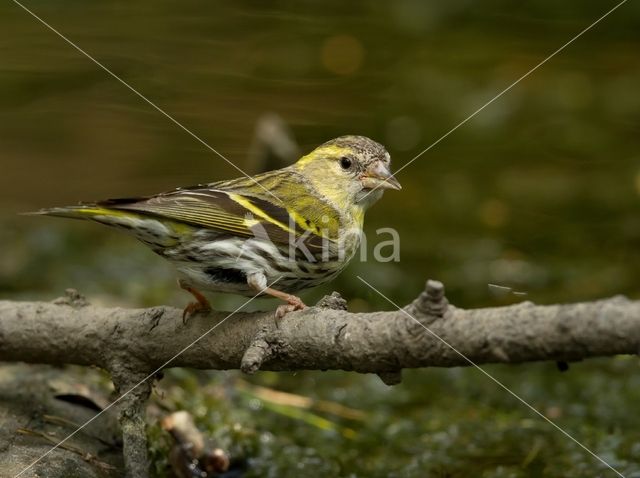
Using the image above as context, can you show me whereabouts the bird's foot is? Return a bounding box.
[182,300,212,324]
[245,275,307,319]
[275,296,306,319]
[178,280,212,324]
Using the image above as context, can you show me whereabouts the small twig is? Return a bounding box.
[43,415,118,448]
[406,279,450,322]
[236,379,365,421]
[16,428,117,472]
[241,331,273,374]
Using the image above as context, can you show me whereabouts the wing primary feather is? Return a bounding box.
[95,183,331,250]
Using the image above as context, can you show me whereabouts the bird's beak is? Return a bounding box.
[360,161,402,191]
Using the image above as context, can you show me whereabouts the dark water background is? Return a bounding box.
[1,1,639,476]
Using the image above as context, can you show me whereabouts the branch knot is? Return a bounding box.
[52,288,89,308]
[315,292,348,311]
[241,327,279,374]
[407,280,449,321]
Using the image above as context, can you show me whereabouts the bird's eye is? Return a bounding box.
[339,157,352,170]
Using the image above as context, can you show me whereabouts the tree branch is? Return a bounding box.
[1,282,639,477]
[1,282,639,375]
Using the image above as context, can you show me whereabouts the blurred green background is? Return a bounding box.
[1,1,639,476]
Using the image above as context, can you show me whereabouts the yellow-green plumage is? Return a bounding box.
[32,135,400,317]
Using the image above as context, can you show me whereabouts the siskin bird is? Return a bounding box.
[31,135,401,320]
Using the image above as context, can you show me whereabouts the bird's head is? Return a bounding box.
[293,135,400,214]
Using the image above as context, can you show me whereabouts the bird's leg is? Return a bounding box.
[246,273,306,318]
[264,287,307,319]
[178,279,211,324]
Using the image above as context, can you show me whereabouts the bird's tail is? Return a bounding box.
[24,204,186,247]
[22,204,128,221]
[22,204,152,231]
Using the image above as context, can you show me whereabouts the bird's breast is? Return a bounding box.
[169,228,360,295]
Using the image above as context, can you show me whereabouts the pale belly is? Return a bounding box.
[169,235,356,296]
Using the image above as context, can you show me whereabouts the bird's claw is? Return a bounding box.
[182,301,211,325]
[275,297,306,319]
[178,281,212,325]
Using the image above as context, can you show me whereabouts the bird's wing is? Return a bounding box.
[100,174,326,249]
[206,169,344,242]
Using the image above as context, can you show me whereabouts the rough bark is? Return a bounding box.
[1,281,639,476]
[1,284,638,375]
